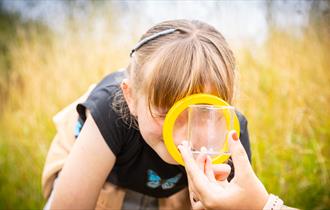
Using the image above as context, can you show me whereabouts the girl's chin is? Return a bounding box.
[154,143,179,165]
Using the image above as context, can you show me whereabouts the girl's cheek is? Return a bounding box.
[151,118,164,135]
[143,121,163,140]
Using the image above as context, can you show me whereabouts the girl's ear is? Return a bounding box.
[121,79,137,116]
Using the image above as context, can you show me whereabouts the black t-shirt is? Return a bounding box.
[76,70,251,198]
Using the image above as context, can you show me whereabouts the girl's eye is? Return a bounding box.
[157,114,166,119]
[152,112,167,119]
[151,108,168,119]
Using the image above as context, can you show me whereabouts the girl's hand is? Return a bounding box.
[178,131,269,210]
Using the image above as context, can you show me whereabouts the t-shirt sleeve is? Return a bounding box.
[76,85,128,156]
[236,111,252,161]
[227,111,252,181]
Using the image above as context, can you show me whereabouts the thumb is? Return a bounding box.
[228,130,253,179]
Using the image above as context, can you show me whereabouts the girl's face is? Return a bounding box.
[134,96,179,165]
[121,79,179,165]
[122,79,218,165]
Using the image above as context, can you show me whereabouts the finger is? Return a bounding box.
[178,144,213,199]
[187,173,197,198]
[178,141,196,168]
[185,158,204,204]
[212,164,231,181]
[204,156,216,182]
[228,130,253,179]
[196,153,207,172]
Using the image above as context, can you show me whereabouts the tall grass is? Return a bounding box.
[236,26,330,209]
[0,13,329,210]
[0,15,131,209]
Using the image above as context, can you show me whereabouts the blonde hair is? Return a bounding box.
[114,19,236,128]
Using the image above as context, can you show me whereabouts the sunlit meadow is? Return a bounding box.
[0,1,329,209]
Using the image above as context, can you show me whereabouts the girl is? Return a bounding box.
[42,19,251,209]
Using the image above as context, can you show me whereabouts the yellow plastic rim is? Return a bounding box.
[162,94,240,166]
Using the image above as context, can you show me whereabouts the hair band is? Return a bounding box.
[130,28,177,57]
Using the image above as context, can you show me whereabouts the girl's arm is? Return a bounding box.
[51,111,116,209]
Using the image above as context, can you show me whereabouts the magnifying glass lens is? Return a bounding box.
[187,105,234,158]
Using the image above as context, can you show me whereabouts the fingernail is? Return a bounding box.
[232,132,239,141]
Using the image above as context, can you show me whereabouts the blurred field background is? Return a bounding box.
[0,1,329,209]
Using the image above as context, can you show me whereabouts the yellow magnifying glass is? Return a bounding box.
[162,94,240,166]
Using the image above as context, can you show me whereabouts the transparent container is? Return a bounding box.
[187,105,234,158]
